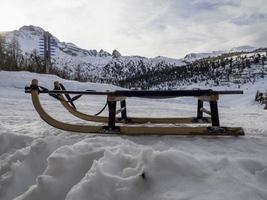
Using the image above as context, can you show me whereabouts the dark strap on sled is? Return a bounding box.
[58,83,108,116]
[58,83,77,109]
[94,101,108,116]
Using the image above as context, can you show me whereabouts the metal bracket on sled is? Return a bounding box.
[208,127,226,134]
[208,127,244,135]
[102,126,120,134]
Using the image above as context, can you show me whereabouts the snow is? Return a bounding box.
[0,71,267,200]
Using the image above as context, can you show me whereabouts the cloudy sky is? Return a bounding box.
[0,0,267,58]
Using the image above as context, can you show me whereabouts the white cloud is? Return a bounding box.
[0,0,266,58]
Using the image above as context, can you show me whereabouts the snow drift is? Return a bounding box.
[6,136,267,200]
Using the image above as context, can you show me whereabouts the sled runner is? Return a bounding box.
[25,79,245,136]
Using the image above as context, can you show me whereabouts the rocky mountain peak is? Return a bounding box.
[112,49,122,58]
[18,25,45,36]
[99,49,111,57]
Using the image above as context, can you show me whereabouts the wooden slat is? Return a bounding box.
[107,95,127,102]
[198,95,219,101]
[129,117,211,124]
[120,126,244,136]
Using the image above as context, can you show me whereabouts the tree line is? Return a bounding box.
[0,34,72,79]
[114,52,267,89]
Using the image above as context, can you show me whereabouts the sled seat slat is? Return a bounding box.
[25,87,243,98]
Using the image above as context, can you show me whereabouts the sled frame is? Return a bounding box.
[25,79,244,136]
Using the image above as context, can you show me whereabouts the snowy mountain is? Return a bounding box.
[2,25,185,79]
[1,25,266,90]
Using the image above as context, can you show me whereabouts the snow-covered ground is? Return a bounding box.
[0,71,267,200]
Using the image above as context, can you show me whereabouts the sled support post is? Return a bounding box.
[197,99,203,119]
[108,100,117,130]
[120,100,127,120]
[210,100,220,127]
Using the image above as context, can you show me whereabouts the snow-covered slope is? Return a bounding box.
[184,45,258,62]
[230,45,257,52]
[0,70,121,92]
[184,51,224,62]
[0,71,267,200]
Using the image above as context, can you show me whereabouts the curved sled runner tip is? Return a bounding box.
[30,79,103,133]
[28,79,244,136]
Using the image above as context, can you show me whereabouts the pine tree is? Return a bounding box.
[75,64,81,81]
[0,34,6,70]
[6,36,21,70]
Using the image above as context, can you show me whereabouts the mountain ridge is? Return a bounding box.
[2,25,187,80]
[1,25,266,89]
[2,25,260,62]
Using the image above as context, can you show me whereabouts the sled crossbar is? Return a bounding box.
[25,88,243,97]
[25,79,245,136]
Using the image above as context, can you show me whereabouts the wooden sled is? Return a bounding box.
[25,79,245,136]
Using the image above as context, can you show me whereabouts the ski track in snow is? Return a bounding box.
[0,71,267,200]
